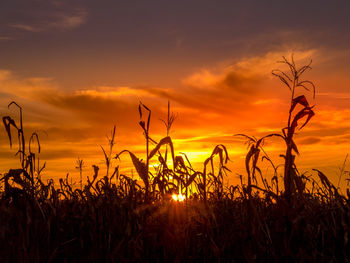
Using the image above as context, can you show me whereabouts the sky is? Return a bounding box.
[1,0,350,191]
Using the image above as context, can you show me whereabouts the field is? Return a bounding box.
[1,58,349,262]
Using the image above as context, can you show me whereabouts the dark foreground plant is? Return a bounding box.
[273,56,315,198]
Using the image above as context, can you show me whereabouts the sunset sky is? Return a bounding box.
[1,1,350,190]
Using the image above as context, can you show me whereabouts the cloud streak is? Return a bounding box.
[10,9,88,33]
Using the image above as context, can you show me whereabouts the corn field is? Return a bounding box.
[0,57,349,262]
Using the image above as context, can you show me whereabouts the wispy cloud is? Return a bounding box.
[10,8,88,33]
[11,24,41,32]
[46,9,88,31]
[0,36,15,41]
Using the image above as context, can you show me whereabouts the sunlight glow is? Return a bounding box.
[172,193,186,202]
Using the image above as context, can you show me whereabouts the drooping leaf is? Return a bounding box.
[180,152,193,169]
[38,161,46,175]
[139,101,151,132]
[212,144,229,164]
[312,169,339,196]
[272,72,291,90]
[158,154,167,167]
[116,150,148,185]
[146,108,151,132]
[297,80,316,98]
[174,155,186,171]
[290,106,315,134]
[203,145,229,178]
[139,121,145,129]
[2,116,18,147]
[235,134,256,144]
[298,109,315,130]
[245,145,256,177]
[5,168,33,186]
[290,139,299,155]
[138,103,142,118]
[272,69,292,82]
[148,136,175,164]
[140,102,150,111]
[290,95,309,113]
[29,132,41,154]
[296,60,312,77]
[100,146,110,168]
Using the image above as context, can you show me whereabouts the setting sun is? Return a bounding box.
[172,193,186,202]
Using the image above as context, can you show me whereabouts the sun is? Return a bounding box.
[172,193,186,202]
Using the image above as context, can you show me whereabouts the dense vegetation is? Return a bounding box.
[1,57,349,262]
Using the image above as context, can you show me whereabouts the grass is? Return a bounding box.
[0,56,349,262]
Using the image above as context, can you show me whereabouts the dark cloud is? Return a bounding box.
[37,87,174,138]
[145,87,226,114]
[303,126,350,138]
[179,68,263,114]
[39,148,79,161]
[175,135,238,147]
[297,136,322,145]
[44,126,103,143]
[42,92,136,124]
[219,71,259,93]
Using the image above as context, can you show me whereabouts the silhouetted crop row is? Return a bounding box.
[0,57,349,262]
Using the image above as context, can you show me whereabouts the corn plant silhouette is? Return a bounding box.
[160,101,177,174]
[2,101,45,198]
[235,134,281,199]
[235,56,315,200]
[272,56,315,198]
[101,125,116,177]
[75,158,85,190]
[116,101,177,202]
